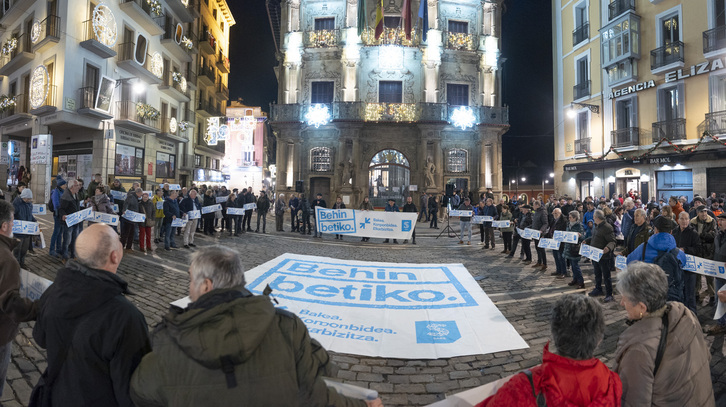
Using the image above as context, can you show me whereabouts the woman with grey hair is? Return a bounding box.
[563,210,586,289]
[614,262,714,406]
[478,294,622,405]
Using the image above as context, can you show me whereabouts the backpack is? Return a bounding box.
[48,189,58,214]
[643,246,684,302]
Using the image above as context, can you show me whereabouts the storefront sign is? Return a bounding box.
[158,140,175,153]
[648,156,672,164]
[665,58,725,83]
[116,128,145,148]
[30,134,52,165]
[606,80,655,99]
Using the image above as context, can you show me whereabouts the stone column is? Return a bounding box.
[289,141,299,187]
[276,138,288,191]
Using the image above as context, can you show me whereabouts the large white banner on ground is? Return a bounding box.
[244,253,528,359]
[315,208,418,240]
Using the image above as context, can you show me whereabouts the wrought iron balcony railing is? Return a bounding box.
[573,80,590,100]
[574,138,590,154]
[652,118,686,142]
[572,22,589,45]
[651,41,684,70]
[704,26,726,54]
[704,110,726,135]
[304,29,340,48]
[611,127,640,147]
[608,0,635,21]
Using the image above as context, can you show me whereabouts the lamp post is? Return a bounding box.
[518,177,525,201]
[509,179,515,200]
[542,173,554,201]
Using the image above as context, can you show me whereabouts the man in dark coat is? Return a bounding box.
[244,189,256,232]
[235,189,247,235]
[255,191,271,233]
[58,179,82,261]
[673,211,702,314]
[531,200,550,271]
[311,193,327,238]
[288,193,300,232]
[479,198,499,250]
[402,196,417,244]
[163,190,181,250]
[32,224,151,406]
[586,210,616,303]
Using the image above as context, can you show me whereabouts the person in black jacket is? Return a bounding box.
[235,189,247,235]
[202,190,216,235]
[32,224,151,407]
[402,196,417,244]
[673,211,702,314]
[58,179,82,261]
[428,195,439,229]
[549,208,569,278]
[256,191,271,233]
[332,196,346,240]
[245,189,256,232]
[311,193,327,238]
[298,193,311,235]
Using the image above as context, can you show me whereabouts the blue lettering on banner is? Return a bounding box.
[402,220,412,232]
[156,201,163,210]
[32,204,46,215]
[359,217,371,229]
[317,209,357,234]
[246,258,478,310]
[415,321,461,343]
[227,207,245,215]
[615,255,627,270]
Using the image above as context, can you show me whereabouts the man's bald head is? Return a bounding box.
[75,224,123,273]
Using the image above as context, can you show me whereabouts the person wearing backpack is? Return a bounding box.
[626,216,686,303]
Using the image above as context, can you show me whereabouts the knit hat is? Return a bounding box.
[697,205,708,213]
[56,177,67,188]
[653,215,673,233]
[19,189,32,199]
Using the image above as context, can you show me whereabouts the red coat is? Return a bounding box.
[671,202,684,218]
[477,344,622,407]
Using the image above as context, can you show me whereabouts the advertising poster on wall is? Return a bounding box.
[156,152,176,179]
[115,144,143,176]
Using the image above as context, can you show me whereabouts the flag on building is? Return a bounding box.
[401,0,412,39]
[418,0,429,42]
[357,0,366,37]
[374,0,384,39]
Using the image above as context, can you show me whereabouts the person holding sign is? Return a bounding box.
[672,211,702,314]
[110,179,127,214]
[89,185,114,225]
[59,179,83,261]
[383,198,400,244]
[585,210,617,303]
[498,205,513,254]
[12,189,36,269]
[121,188,144,252]
[163,190,181,251]
[202,190,217,236]
[153,189,165,243]
[49,177,67,259]
[457,197,474,245]
[180,190,202,248]
[402,196,417,245]
[256,190,271,234]
[548,208,568,278]
[138,193,156,253]
[477,198,498,249]
[563,211,586,289]
[531,200,550,271]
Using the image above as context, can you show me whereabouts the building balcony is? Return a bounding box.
[119,0,165,36]
[572,22,589,46]
[200,30,216,55]
[80,19,117,58]
[608,0,635,21]
[611,127,640,148]
[77,86,114,120]
[704,26,726,55]
[215,82,229,100]
[0,34,34,77]
[704,110,726,135]
[0,94,32,127]
[361,27,419,47]
[304,29,340,48]
[0,0,31,27]
[216,52,230,73]
[116,42,163,85]
[29,85,57,116]
[32,15,61,54]
[158,73,191,103]
[114,100,161,133]
[160,20,193,63]
[196,99,222,118]
[573,80,590,100]
[574,137,591,155]
[157,116,188,142]
[198,64,215,87]
[651,41,684,71]
[184,108,196,124]
[652,118,686,142]
[186,69,197,90]
[443,31,477,51]
[166,0,199,23]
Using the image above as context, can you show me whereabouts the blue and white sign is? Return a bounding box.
[216,196,228,204]
[12,220,40,235]
[113,204,119,212]
[449,210,473,217]
[523,228,541,240]
[243,202,257,211]
[32,204,47,215]
[579,244,604,262]
[471,216,485,224]
[122,210,146,222]
[187,210,201,220]
[537,238,560,250]
[65,208,93,227]
[92,212,119,226]
[227,207,245,215]
[492,221,510,228]
[244,254,528,358]
[19,269,52,300]
[553,230,578,244]
[168,184,181,190]
[615,255,627,270]
[202,204,222,214]
[156,201,163,209]
[315,208,418,240]
[682,254,726,278]
[171,218,187,227]
[110,190,127,200]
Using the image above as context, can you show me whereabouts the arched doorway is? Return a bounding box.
[368,149,411,208]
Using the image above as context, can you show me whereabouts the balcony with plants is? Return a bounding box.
[0,94,31,126]
[115,100,161,133]
[304,29,340,48]
[159,71,191,103]
[160,20,193,63]
[119,0,165,36]
[0,34,34,77]
[361,27,419,47]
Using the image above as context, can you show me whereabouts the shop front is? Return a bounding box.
[113,127,146,190]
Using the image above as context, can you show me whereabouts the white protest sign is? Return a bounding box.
[19,269,52,301]
[579,244,604,262]
[244,254,528,359]
[471,216,485,224]
[227,207,245,215]
[12,220,40,235]
[492,221,510,228]
[171,218,187,227]
[537,238,560,250]
[449,210,473,217]
[168,184,181,190]
[65,208,93,227]
[187,210,201,220]
[110,190,127,200]
[156,201,163,209]
[243,202,257,211]
[553,230,578,243]
[32,204,47,215]
[427,374,516,407]
[481,216,494,222]
[92,212,119,226]
[113,204,119,212]
[615,255,627,270]
[523,228,541,240]
[516,228,525,236]
[202,204,222,214]
[682,254,726,278]
[216,196,228,204]
[122,210,146,222]
[315,208,417,240]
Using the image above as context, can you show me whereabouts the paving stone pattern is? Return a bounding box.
[4,215,726,406]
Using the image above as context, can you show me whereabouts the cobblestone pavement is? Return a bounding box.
[4,214,726,406]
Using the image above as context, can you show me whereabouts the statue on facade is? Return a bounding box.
[340,160,353,186]
[424,157,436,189]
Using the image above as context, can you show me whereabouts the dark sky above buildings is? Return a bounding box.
[227,0,554,184]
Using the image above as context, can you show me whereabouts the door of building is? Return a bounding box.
[310,177,331,205]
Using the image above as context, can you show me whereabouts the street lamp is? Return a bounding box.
[542,173,554,201]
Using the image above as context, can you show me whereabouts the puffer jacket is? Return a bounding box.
[626,232,687,266]
[614,302,714,407]
[91,193,115,215]
[691,215,716,258]
[129,288,365,407]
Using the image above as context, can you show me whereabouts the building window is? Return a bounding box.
[576,111,589,140]
[659,13,680,46]
[194,154,202,167]
[716,0,726,27]
[447,84,469,106]
[383,16,400,29]
[213,8,217,20]
[651,9,683,70]
[606,59,637,85]
[379,81,402,103]
[573,2,588,45]
[601,14,640,67]
[574,55,589,99]
[657,84,683,122]
[710,74,726,112]
[656,170,693,202]
[448,20,468,34]
[206,157,211,168]
[314,17,335,31]
[616,97,637,129]
[447,149,467,173]
[311,81,334,104]
[310,147,332,172]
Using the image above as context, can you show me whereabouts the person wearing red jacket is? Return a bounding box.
[477,294,622,407]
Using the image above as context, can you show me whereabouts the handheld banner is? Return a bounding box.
[113,204,119,212]
[471,216,485,224]
[122,210,146,222]
[32,204,47,215]
[579,244,603,262]
[681,254,726,278]
[92,212,119,226]
[449,210,473,217]
[216,196,228,204]
[168,184,181,190]
[227,207,245,215]
[523,228,541,240]
[110,190,127,200]
[315,208,417,240]
[171,218,187,227]
[537,238,560,250]
[552,230,578,244]
[156,201,163,209]
[12,220,40,235]
[187,210,201,220]
[481,216,494,222]
[243,254,528,359]
[615,255,627,270]
[492,221,510,228]
[243,202,257,211]
[516,228,525,236]
[19,269,52,301]
[202,204,222,214]
[65,208,93,227]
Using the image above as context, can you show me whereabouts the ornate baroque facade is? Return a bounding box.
[269,0,508,207]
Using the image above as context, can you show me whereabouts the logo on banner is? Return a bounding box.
[402,220,412,232]
[359,218,371,229]
[721,266,726,275]
[415,321,461,344]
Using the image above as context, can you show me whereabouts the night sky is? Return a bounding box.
[227,0,554,184]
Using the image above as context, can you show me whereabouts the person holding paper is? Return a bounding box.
[478,198,498,249]
[402,196,417,245]
[256,190,271,234]
[476,294,621,407]
[180,190,202,248]
[621,209,650,257]
[313,193,328,239]
[692,205,717,306]
[498,205,513,254]
[202,190,217,236]
[298,193,312,235]
[672,211,702,314]
[225,193,240,237]
[138,193,156,253]
[163,190,181,251]
[288,193,300,233]
[508,204,533,264]
[49,177,67,259]
[59,179,82,261]
[531,200,549,271]
[457,197,474,246]
[614,262,714,406]
[586,210,617,303]
[332,196,346,240]
[121,188,144,251]
[12,188,35,269]
[703,213,726,335]
[153,189,165,243]
[110,179,127,214]
[548,208,568,279]
[274,193,287,232]
[563,210,586,289]
[89,184,114,225]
